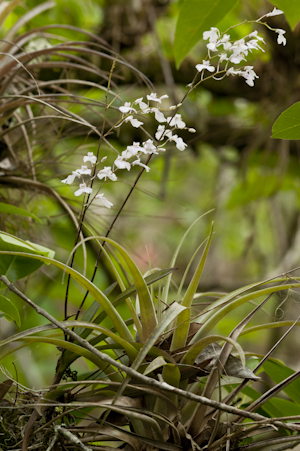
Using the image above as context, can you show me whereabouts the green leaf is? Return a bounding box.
[241,320,300,336]
[191,281,300,342]
[0,232,55,282]
[261,360,300,405]
[170,223,214,351]
[241,386,281,417]
[272,102,300,140]
[242,383,300,417]
[268,0,300,30]
[14,336,123,382]
[0,202,41,223]
[143,356,168,375]
[162,211,213,307]
[0,295,21,326]
[265,397,300,417]
[74,282,117,337]
[80,231,143,340]
[113,267,177,304]
[182,223,214,309]
[101,237,157,342]
[154,364,181,415]
[0,251,133,343]
[173,0,238,67]
[131,302,186,373]
[114,302,186,402]
[181,334,245,367]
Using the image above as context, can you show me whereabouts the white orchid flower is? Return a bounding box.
[95,193,113,208]
[74,183,93,197]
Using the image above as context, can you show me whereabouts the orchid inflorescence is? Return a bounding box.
[61,7,286,208]
[61,94,195,208]
[195,7,286,87]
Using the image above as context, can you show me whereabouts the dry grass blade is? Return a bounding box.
[0,0,24,31]
[4,1,55,43]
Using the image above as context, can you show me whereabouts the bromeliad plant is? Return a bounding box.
[3,225,300,450]
[2,3,300,451]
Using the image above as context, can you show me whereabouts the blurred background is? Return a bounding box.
[1,0,300,387]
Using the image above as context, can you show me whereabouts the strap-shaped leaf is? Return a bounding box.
[68,230,142,339]
[191,282,300,342]
[0,203,40,222]
[241,320,300,336]
[170,223,214,351]
[14,336,123,382]
[74,282,117,337]
[162,211,213,306]
[101,237,157,342]
[0,232,54,282]
[143,356,168,376]
[112,302,186,408]
[0,251,133,343]
[113,267,177,304]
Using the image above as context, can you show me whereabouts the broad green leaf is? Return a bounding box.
[0,295,21,326]
[162,364,181,389]
[242,384,300,417]
[241,385,260,402]
[173,0,238,67]
[169,307,191,353]
[241,386,281,417]
[261,360,300,405]
[265,397,300,417]
[272,102,300,140]
[0,232,54,282]
[0,203,41,223]
[268,0,300,30]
